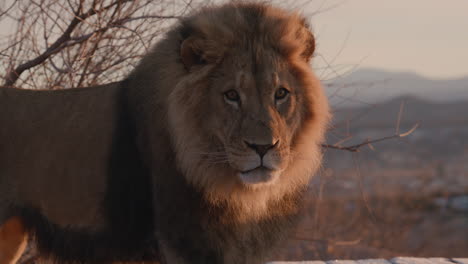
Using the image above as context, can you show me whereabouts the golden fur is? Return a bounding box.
[129,2,329,222]
[0,217,28,264]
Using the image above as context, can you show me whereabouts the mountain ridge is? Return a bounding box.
[324,68,468,107]
[332,94,468,129]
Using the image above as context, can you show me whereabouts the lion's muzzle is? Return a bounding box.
[230,139,286,186]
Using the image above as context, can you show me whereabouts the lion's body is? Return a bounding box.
[0,84,157,262]
[125,4,330,264]
[0,3,330,264]
[0,84,118,228]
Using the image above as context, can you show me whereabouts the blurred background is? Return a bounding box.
[1,0,467,262]
[274,0,468,260]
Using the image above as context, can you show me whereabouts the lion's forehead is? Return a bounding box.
[233,70,278,92]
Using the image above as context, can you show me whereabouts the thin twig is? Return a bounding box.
[322,123,419,152]
[3,0,133,86]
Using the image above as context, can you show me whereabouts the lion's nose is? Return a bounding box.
[244,140,279,158]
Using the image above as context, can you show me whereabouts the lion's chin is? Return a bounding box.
[238,167,280,186]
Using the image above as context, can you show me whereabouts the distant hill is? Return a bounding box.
[333,95,468,130]
[324,68,468,107]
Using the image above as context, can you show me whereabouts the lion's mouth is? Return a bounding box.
[240,166,266,174]
[238,166,280,186]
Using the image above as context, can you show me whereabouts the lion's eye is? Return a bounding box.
[224,89,240,102]
[275,87,289,101]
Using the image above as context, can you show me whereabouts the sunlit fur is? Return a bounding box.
[168,3,330,219]
[127,4,330,263]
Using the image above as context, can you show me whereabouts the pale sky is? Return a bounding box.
[301,0,468,79]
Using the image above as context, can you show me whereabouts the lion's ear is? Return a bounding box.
[181,36,207,69]
[180,34,224,70]
[299,21,316,62]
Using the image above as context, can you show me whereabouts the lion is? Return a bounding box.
[0,2,330,264]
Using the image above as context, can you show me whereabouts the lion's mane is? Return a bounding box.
[126,3,330,263]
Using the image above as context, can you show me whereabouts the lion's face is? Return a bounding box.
[165,4,329,206]
[206,54,306,186]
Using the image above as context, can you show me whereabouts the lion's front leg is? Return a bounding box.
[0,216,28,264]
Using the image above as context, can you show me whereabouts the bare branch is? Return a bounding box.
[3,0,133,86]
[322,123,420,152]
[0,0,18,18]
[0,0,196,89]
